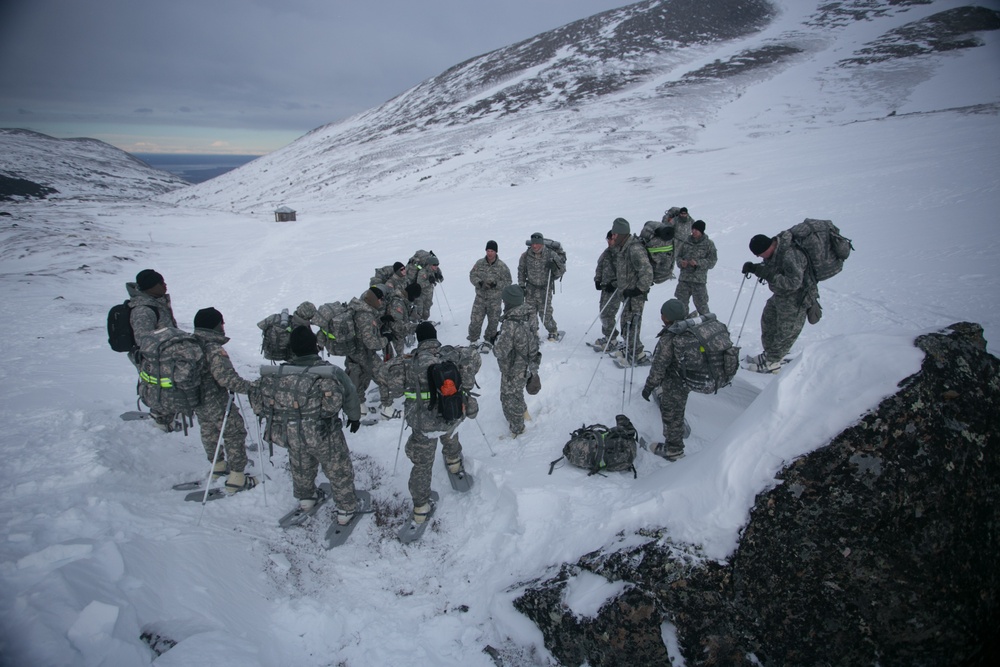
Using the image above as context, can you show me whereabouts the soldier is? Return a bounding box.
[518,232,566,341]
[407,252,443,322]
[467,240,512,350]
[665,206,694,261]
[674,219,718,317]
[345,286,394,419]
[371,261,406,290]
[593,230,621,349]
[492,285,541,437]
[640,299,695,461]
[386,322,477,529]
[381,280,421,358]
[742,231,819,373]
[191,307,257,492]
[274,326,366,523]
[126,269,179,431]
[610,218,654,365]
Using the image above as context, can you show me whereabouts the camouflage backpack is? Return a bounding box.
[671,314,740,394]
[638,220,676,284]
[249,364,344,448]
[136,327,206,424]
[312,301,358,357]
[548,414,638,478]
[257,308,311,361]
[524,237,567,279]
[788,218,853,282]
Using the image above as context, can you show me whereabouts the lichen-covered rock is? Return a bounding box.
[515,323,1000,666]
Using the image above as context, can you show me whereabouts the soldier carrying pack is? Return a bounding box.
[135,327,206,433]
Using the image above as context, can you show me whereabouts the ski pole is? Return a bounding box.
[197,393,233,525]
[628,310,641,404]
[437,281,454,319]
[471,412,496,457]
[236,393,267,507]
[583,299,626,395]
[734,279,759,348]
[392,404,407,475]
[621,312,631,412]
[563,288,620,366]
[541,271,552,335]
[726,274,749,329]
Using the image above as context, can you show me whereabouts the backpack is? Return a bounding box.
[671,314,740,394]
[788,219,853,282]
[548,414,638,477]
[424,344,482,423]
[249,364,344,448]
[136,327,206,419]
[257,309,294,361]
[638,221,676,285]
[107,301,156,352]
[313,301,357,356]
[524,237,567,279]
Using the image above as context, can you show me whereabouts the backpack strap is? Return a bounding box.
[547,456,564,475]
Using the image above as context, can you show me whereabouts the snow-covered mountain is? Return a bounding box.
[159,0,1000,212]
[0,129,188,200]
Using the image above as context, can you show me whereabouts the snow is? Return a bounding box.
[2,1,999,665]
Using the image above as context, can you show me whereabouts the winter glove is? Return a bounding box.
[348,420,361,433]
[382,328,396,342]
[595,279,603,291]
[526,373,542,395]
[488,282,496,289]
[623,287,644,298]
[546,260,558,272]
[641,386,652,401]
[478,280,484,288]
[742,262,758,277]
[608,281,618,291]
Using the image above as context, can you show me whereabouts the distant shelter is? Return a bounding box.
[274,206,296,222]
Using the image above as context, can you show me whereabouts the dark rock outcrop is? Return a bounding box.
[515,323,999,666]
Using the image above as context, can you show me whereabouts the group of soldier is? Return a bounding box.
[121,207,822,532]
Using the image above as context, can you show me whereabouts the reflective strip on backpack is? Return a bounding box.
[320,328,335,340]
[648,244,673,254]
[139,371,173,388]
[404,391,432,400]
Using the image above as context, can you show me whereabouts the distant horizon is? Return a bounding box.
[132,152,259,184]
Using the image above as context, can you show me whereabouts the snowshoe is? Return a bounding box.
[279,483,332,528]
[324,490,373,549]
[398,491,439,544]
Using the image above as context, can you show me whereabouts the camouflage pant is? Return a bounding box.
[619,296,646,357]
[524,284,557,335]
[346,351,390,406]
[285,418,358,512]
[405,428,462,507]
[599,289,622,340]
[674,280,710,317]
[413,287,435,321]
[500,373,528,434]
[657,375,690,447]
[468,294,502,343]
[195,395,248,472]
[761,293,808,364]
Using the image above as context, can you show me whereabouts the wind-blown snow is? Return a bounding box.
[1,0,998,665]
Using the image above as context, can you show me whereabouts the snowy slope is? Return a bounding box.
[1,0,999,665]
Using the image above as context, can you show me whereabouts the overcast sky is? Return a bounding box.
[0,0,632,155]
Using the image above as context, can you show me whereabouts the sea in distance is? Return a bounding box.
[132,153,259,184]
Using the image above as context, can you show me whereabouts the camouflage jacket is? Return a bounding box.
[350,296,387,353]
[518,246,565,290]
[284,354,362,422]
[493,303,541,379]
[616,235,654,294]
[756,231,817,299]
[193,328,255,404]
[677,233,718,284]
[644,324,702,391]
[407,260,442,293]
[594,245,618,290]
[469,256,512,298]
[126,282,176,342]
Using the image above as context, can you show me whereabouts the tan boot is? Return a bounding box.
[412,502,432,524]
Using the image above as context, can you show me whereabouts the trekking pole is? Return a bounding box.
[620,312,631,412]
[583,299,626,395]
[437,281,454,320]
[734,278,760,348]
[236,393,267,507]
[726,274,749,329]
[562,288,619,366]
[471,416,496,457]
[627,311,641,404]
[392,404,407,475]
[197,393,233,525]
[542,271,552,334]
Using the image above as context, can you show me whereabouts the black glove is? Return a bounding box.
[382,329,396,342]
[478,280,484,288]
[641,386,652,401]
[488,282,496,289]
[623,287,644,298]
[742,261,757,277]
[595,279,603,291]
[609,281,618,291]
[546,260,558,272]
[348,420,360,433]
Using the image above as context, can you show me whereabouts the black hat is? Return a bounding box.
[416,321,437,343]
[370,286,384,300]
[678,207,688,215]
[135,269,164,292]
[289,326,318,357]
[405,282,422,302]
[194,307,223,330]
[486,240,498,252]
[393,261,404,273]
[749,234,772,255]
[692,220,706,233]
[606,230,613,240]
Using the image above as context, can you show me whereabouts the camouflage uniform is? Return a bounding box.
[518,244,565,337]
[492,302,541,435]
[643,324,699,449]
[381,286,414,358]
[615,235,654,359]
[467,255,512,343]
[666,210,694,261]
[754,230,819,364]
[126,282,177,426]
[192,328,254,472]
[386,339,470,508]
[674,232,718,316]
[407,257,442,322]
[345,295,390,408]
[272,355,362,512]
[594,243,621,341]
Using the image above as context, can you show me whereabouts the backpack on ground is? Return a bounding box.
[107,301,153,352]
[249,365,344,449]
[136,327,206,419]
[524,237,567,279]
[788,218,853,282]
[638,220,676,284]
[548,414,638,477]
[671,314,740,394]
[257,308,310,361]
[312,301,357,357]
[424,344,482,423]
